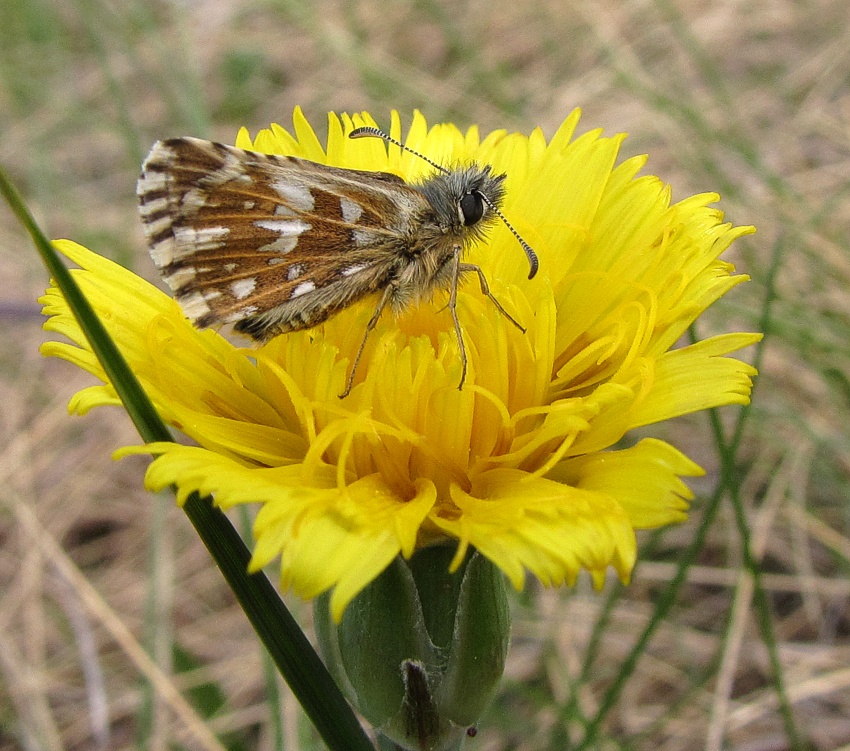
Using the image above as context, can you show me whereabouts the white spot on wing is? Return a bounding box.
[179,291,211,321]
[144,215,173,238]
[290,281,316,299]
[137,172,168,194]
[341,264,366,277]
[231,278,257,300]
[139,196,169,217]
[181,188,208,211]
[201,147,254,189]
[352,228,375,247]
[174,226,230,252]
[287,264,304,280]
[149,238,175,268]
[271,181,314,212]
[254,219,312,236]
[145,141,177,165]
[340,197,363,223]
[224,306,258,323]
[257,236,299,254]
[164,266,197,290]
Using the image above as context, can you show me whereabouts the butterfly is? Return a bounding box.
[137,125,538,397]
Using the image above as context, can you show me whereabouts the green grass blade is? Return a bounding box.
[705,235,806,750]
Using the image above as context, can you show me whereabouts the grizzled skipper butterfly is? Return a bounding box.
[137,125,538,397]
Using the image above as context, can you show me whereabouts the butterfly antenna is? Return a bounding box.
[350,125,539,280]
[478,193,539,279]
[349,126,449,175]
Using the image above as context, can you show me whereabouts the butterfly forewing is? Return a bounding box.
[137,128,539,397]
[137,137,426,335]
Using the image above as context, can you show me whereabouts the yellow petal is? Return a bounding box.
[434,469,637,590]
[549,438,703,528]
[629,333,762,428]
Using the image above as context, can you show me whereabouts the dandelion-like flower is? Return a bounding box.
[41,108,760,621]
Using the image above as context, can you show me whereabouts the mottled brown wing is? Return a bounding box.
[137,137,428,338]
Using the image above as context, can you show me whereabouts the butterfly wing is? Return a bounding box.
[137,137,428,339]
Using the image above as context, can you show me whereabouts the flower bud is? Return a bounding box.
[314,545,510,751]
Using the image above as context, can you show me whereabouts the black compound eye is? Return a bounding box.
[459,191,485,226]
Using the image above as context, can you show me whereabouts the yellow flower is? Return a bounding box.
[41,108,761,621]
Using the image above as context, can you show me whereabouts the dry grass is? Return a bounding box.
[1,0,849,749]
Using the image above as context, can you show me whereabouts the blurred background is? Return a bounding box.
[1,0,849,749]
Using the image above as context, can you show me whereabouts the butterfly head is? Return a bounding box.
[350,126,539,279]
[416,164,507,238]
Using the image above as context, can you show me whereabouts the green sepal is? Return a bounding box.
[342,557,435,726]
[434,552,510,726]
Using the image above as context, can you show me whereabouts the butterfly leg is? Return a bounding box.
[339,283,396,398]
[449,251,528,391]
[457,262,527,334]
[448,247,469,390]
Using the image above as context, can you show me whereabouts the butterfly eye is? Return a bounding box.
[459,191,485,226]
